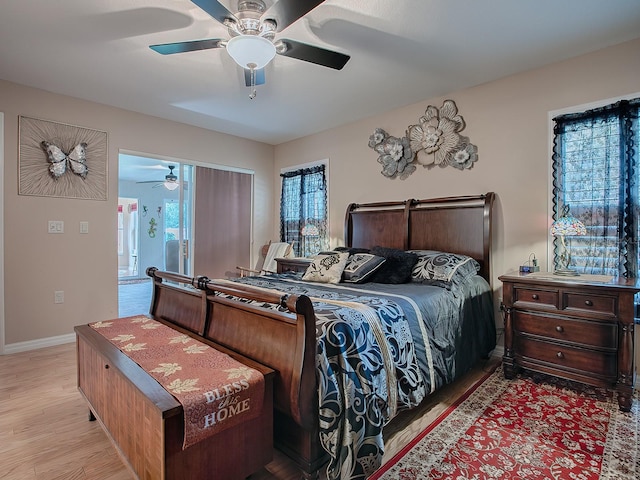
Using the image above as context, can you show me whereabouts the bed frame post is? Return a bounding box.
[482,192,496,285]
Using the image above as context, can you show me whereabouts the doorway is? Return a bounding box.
[118,153,193,316]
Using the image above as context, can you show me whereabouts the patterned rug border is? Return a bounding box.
[371,366,639,479]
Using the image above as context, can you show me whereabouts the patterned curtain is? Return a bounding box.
[552,98,640,277]
[280,165,328,257]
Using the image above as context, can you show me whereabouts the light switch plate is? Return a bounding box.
[54,291,64,304]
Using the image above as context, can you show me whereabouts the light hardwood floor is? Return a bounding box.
[0,342,499,480]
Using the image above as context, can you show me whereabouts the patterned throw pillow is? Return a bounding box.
[302,252,349,284]
[410,250,480,283]
[342,254,386,283]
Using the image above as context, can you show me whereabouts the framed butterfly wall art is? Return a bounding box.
[18,116,108,200]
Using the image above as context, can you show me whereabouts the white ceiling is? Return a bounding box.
[1,0,640,146]
[119,153,178,183]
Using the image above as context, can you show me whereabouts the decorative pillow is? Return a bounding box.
[342,254,386,283]
[410,250,480,284]
[368,246,419,284]
[302,252,349,284]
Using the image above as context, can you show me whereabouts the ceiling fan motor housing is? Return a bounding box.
[228,0,276,39]
[166,165,178,182]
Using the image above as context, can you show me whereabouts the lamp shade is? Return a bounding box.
[301,223,319,236]
[164,181,179,191]
[226,35,276,69]
[550,215,586,236]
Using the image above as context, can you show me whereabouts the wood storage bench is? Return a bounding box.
[75,321,274,480]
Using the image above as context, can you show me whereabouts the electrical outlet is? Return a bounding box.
[79,221,89,234]
[54,291,64,304]
[48,220,64,234]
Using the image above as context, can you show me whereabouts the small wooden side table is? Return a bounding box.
[275,257,312,274]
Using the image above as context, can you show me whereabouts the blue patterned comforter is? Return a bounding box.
[227,274,496,480]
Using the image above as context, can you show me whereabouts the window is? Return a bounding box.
[280,164,328,257]
[552,98,640,277]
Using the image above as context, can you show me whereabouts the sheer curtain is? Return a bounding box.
[280,165,328,257]
[552,98,640,277]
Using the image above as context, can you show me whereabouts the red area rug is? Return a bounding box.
[371,366,638,479]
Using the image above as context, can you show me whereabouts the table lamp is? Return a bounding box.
[550,205,586,276]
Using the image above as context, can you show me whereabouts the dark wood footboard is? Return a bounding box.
[147,268,326,477]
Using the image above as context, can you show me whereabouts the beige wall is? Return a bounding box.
[274,38,640,297]
[1,80,274,347]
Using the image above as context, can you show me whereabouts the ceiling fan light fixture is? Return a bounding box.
[226,35,276,69]
[164,180,180,191]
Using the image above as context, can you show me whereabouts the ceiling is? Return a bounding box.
[1,0,640,146]
[119,153,179,183]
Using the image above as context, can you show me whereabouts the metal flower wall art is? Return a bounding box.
[369,99,478,179]
[368,128,416,179]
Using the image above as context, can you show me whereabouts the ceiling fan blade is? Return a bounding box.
[265,0,325,32]
[191,0,238,24]
[277,39,350,70]
[150,39,223,55]
[244,68,266,87]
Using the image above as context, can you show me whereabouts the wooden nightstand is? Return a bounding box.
[275,257,311,274]
[499,271,639,411]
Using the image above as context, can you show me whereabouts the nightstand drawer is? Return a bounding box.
[564,292,617,317]
[515,336,617,379]
[513,287,558,309]
[513,311,617,349]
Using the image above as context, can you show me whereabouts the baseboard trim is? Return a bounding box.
[2,333,75,355]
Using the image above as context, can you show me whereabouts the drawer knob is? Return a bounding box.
[556,351,564,359]
[531,294,539,300]
[104,364,110,369]
[555,325,564,333]
[584,300,593,307]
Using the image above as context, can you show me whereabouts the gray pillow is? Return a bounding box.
[342,254,386,283]
[410,250,480,284]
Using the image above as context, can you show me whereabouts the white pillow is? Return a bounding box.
[302,252,349,284]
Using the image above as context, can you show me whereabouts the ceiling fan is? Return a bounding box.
[136,165,181,190]
[150,0,350,98]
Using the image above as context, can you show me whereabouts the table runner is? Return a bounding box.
[90,315,264,449]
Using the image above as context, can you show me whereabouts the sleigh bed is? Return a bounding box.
[147,192,497,480]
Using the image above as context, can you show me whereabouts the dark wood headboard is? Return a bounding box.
[344,193,495,283]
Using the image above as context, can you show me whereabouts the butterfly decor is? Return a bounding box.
[19,116,106,200]
[41,141,89,179]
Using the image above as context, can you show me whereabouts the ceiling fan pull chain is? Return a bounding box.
[248,63,257,99]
